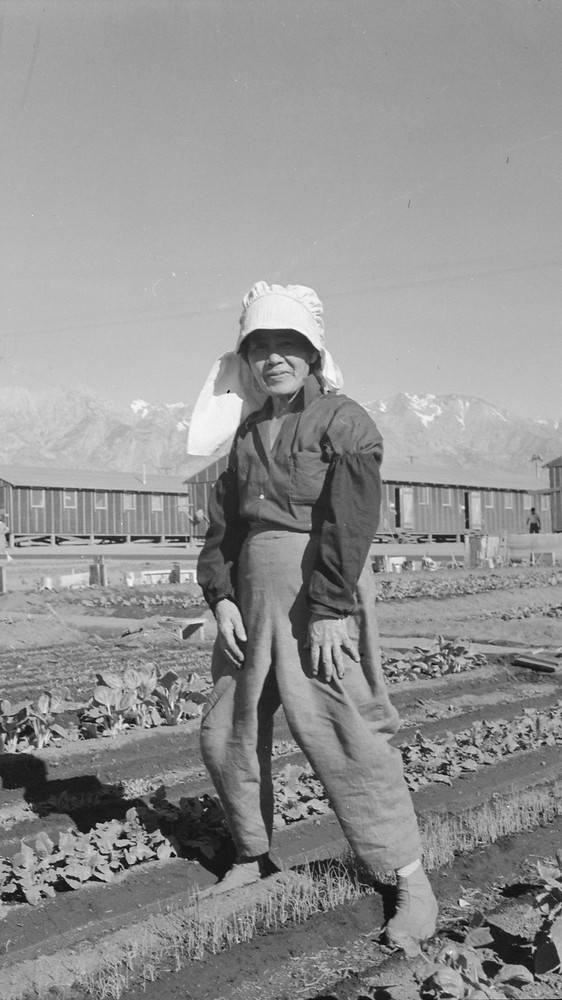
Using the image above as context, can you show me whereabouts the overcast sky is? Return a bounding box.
[1,0,561,420]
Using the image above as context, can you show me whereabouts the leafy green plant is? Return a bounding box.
[493,601,562,620]
[5,835,60,905]
[0,698,31,751]
[79,588,204,611]
[421,942,533,999]
[78,664,211,738]
[272,763,330,827]
[383,636,487,684]
[2,660,212,748]
[402,702,562,792]
[149,785,228,859]
[376,567,562,603]
[265,703,562,824]
[152,670,208,726]
[80,683,138,737]
[0,693,68,751]
[28,692,68,749]
[0,808,176,906]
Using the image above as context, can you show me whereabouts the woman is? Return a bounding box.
[188,281,437,948]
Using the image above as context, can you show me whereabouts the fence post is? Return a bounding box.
[89,555,107,587]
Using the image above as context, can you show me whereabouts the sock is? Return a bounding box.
[396,858,421,878]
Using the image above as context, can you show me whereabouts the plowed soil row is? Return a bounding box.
[1,662,559,855]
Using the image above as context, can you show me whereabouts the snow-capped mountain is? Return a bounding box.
[0,387,192,475]
[0,386,560,478]
[130,399,190,430]
[365,393,562,476]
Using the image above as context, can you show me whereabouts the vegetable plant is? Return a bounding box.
[383,636,488,684]
[78,664,211,739]
[0,808,176,905]
[0,694,67,752]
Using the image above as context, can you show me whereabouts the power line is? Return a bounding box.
[5,246,562,342]
[2,300,237,341]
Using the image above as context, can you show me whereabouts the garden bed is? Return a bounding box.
[0,561,561,999]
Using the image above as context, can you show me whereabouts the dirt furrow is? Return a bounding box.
[2,665,561,860]
[2,736,562,976]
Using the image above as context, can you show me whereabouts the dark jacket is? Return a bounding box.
[197,374,383,618]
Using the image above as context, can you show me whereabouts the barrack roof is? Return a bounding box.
[184,453,549,492]
[381,460,549,491]
[0,461,549,495]
[0,466,188,493]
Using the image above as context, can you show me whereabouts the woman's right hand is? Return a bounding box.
[214,599,247,668]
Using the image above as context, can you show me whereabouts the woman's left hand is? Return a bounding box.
[308,614,359,685]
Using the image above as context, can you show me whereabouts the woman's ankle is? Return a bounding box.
[395,858,422,878]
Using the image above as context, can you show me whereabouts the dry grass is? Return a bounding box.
[74,860,372,999]
[420,779,562,872]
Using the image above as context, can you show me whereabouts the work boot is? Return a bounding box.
[199,854,278,897]
[384,867,438,949]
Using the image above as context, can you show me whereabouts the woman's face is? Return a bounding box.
[245,329,318,399]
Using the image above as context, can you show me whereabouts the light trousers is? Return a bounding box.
[200,529,422,872]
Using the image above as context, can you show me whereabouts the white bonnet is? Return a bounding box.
[237,281,325,353]
[236,281,342,392]
[187,281,343,455]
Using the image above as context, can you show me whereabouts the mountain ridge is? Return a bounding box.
[0,385,560,481]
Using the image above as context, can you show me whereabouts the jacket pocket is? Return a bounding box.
[289,451,328,505]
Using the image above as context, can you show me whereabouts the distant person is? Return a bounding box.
[192,508,210,529]
[0,519,10,563]
[189,280,438,949]
[527,508,541,534]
